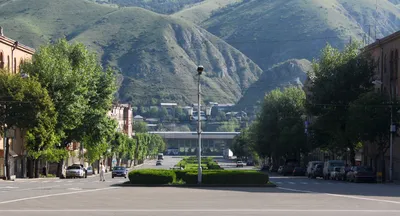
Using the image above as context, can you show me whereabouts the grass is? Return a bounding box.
[0,0,262,106]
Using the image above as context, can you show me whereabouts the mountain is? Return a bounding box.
[235,59,311,111]
[202,0,400,73]
[92,0,205,14]
[0,0,263,105]
[172,0,242,24]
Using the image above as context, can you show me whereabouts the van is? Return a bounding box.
[306,161,323,178]
[323,160,345,180]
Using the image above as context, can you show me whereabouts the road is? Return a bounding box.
[1,156,400,216]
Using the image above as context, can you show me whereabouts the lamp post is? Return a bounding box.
[197,65,204,184]
[372,80,394,182]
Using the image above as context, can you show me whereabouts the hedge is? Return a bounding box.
[176,156,222,170]
[181,170,269,185]
[129,169,176,184]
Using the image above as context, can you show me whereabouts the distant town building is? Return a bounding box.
[108,104,133,137]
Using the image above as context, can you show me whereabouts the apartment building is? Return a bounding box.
[0,27,35,179]
[363,31,400,181]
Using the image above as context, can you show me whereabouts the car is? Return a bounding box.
[66,165,85,178]
[236,161,244,167]
[112,166,128,178]
[156,160,162,166]
[86,166,93,176]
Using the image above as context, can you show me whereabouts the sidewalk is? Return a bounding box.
[1,161,148,182]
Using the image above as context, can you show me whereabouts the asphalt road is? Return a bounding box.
[1,157,400,216]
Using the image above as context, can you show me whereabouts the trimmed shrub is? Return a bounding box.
[183,170,269,185]
[128,169,176,184]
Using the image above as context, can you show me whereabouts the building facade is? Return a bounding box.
[363,31,400,181]
[0,27,35,179]
[108,104,133,137]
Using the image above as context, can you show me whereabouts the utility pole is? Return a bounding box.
[196,65,204,184]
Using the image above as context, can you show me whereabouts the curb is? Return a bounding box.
[113,183,277,188]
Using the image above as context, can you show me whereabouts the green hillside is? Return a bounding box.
[0,0,263,106]
[203,0,400,72]
[235,59,311,111]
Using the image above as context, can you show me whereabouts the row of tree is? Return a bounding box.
[0,39,165,178]
[232,42,393,166]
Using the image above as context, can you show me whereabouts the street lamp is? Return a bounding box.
[372,79,394,182]
[197,65,204,184]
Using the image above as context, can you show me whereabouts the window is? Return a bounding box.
[0,52,3,69]
[7,55,9,71]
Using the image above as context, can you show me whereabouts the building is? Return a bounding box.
[108,104,133,137]
[0,27,35,179]
[363,31,400,181]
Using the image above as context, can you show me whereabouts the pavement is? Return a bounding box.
[1,156,400,216]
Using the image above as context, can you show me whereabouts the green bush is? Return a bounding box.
[183,170,269,185]
[176,156,222,170]
[128,169,176,184]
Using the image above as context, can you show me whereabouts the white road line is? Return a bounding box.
[300,182,308,184]
[0,186,18,189]
[277,187,400,205]
[274,182,282,184]
[1,209,400,213]
[0,185,60,193]
[0,187,116,205]
[288,182,295,184]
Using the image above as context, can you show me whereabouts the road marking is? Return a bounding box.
[1,209,400,213]
[288,182,295,184]
[67,188,82,190]
[0,185,60,193]
[0,186,18,189]
[277,187,400,205]
[300,182,308,184]
[0,187,116,205]
[42,181,49,183]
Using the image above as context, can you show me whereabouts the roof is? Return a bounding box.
[160,103,177,106]
[133,115,143,119]
[363,30,400,52]
[0,35,35,55]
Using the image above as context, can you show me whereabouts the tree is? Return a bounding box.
[306,43,375,164]
[216,119,239,132]
[346,91,395,162]
[0,70,58,178]
[22,38,118,176]
[252,87,306,165]
[134,121,148,133]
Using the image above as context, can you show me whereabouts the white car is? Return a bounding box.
[66,165,85,178]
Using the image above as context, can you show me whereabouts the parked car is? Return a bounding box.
[86,166,93,176]
[156,160,162,166]
[306,161,323,178]
[323,160,345,180]
[346,166,376,183]
[311,164,324,179]
[292,167,306,176]
[281,165,295,176]
[329,166,343,180]
[236,161,245,167]
[112,166,128,178]
[246,161,255,166]
[66,165,85,179]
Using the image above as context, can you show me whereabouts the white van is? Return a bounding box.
[306,161,323,178]
[323,160,345,180]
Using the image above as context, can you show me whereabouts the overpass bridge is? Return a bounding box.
[148,131,240,155]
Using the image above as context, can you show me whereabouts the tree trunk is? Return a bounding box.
[349,146,356,166]
[56,159,64,177]
[34,159,40,178]
[27,158,33,178]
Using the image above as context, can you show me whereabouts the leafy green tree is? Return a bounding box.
[134,121,148,133]
[0,70,58,178]
[306,43,375,164]
[22,38,118,176]
[252,87,306,165]
[346,91,395,160]
[216,119,239,132]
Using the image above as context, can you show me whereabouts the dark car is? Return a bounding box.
[112,166,128,178]
[311,164,324,179]
[156,160,162,166]
[346,166,376,183]
[292,167,306,176]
